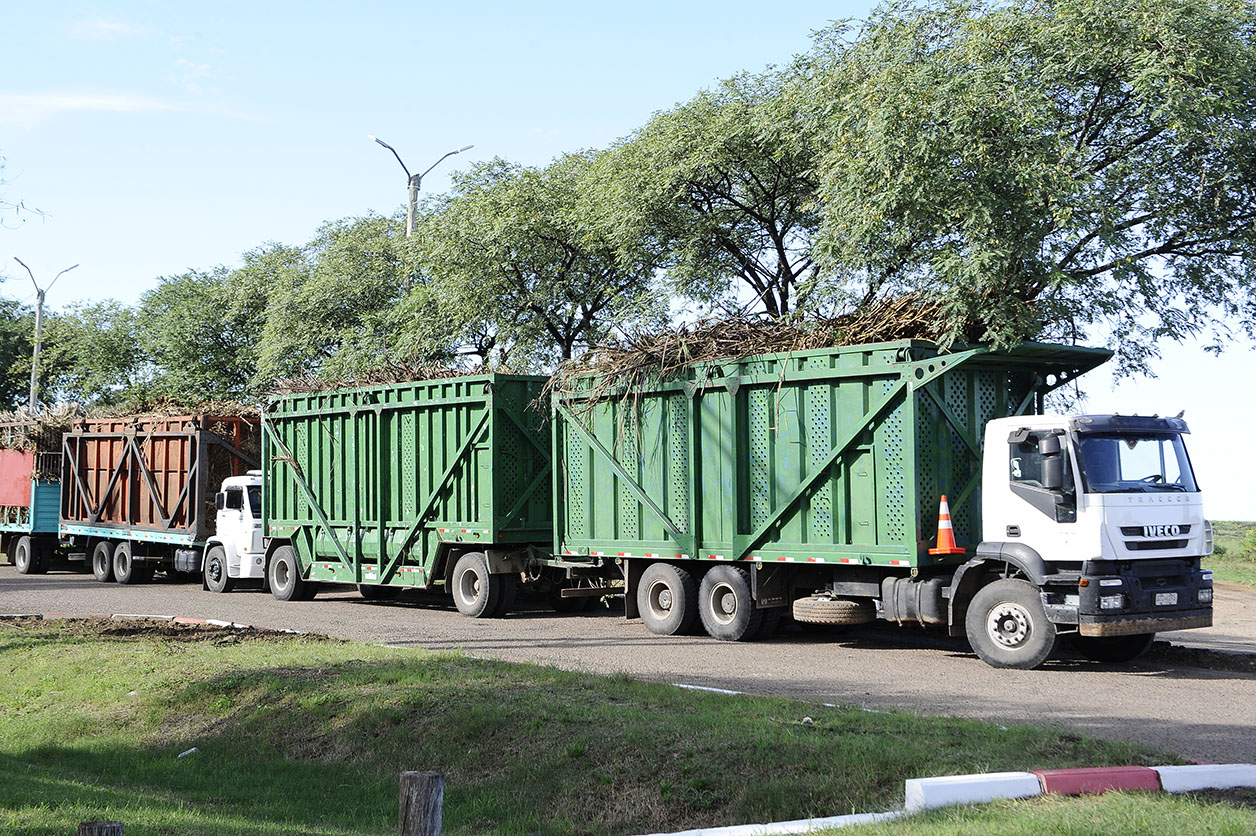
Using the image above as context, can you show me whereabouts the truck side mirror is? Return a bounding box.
[215,493,225,511]
[1042,455,1064,491]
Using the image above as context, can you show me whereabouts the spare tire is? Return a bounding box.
[792,595,875,626]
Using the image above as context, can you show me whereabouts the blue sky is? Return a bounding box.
[2,1,1253,519]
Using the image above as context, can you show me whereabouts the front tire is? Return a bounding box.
[268,545,310,601]
[91,541,115,583]
[965,579,1057,669]
[637,563,698,636]
[450,552,500,618]
[1068,632,1156,664]
[698,565,763,641]
[204,546,234,594]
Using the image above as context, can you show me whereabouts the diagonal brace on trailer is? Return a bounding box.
[731,375,911,559]
[556,402,693,557]
[264,420,351,568]
[378,410,492,585]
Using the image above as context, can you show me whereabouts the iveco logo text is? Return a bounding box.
[1143,524,1182,538]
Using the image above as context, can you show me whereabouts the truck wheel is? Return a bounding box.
[91,541,115,583]
[698,565,763,641]
[14,536,44,575]
[450,552,499,618]
[637,563,698,636]
[204,546,234,594]
[792,596,875,626]
[113,542,144,585]
[965,579,1057,669]
[491,572,518,617]
[1068,633,1156,664]
[268,546,310,601]
[358,583,402,601]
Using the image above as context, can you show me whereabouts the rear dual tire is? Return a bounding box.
[268,545,316,601]
[451,552,514,618]
[14,536,47,575]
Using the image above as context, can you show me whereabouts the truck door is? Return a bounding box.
[1005,430,1080,554]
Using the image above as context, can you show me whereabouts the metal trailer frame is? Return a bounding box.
[59,416,260,547]
[550,341,1111,597]
[262,374,553,588]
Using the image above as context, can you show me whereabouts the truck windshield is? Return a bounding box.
[248,486,262,517]
[1075,433,1198,493]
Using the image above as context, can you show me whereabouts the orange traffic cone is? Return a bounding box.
[928,495,966,555]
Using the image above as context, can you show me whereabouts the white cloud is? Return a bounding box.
[66,19,156,41]
[0,92,182,128]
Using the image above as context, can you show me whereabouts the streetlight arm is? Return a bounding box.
[47,263,79,293]
[419,144,474,182]
[13,257,36,293]
[369,134,411,179]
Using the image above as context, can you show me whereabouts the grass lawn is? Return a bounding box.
[0,618,1211,835]
[827,790,1256,835]
[1208,521,1256,588]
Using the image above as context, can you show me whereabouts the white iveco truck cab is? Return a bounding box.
[202,470,265,593]
[961,413,1213,668]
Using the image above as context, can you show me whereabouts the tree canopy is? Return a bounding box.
[807,0,1256,372]
[13,0,1256,408]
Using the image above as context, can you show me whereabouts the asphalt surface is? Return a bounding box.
[2,564,1254,765]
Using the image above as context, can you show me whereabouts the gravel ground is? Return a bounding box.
[2,565,1253,764]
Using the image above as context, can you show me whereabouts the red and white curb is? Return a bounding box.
[636,764,1256,835]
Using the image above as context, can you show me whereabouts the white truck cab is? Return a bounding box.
[203,470,264,592]
[959,413,1213,667]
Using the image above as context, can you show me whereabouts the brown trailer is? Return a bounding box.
[60,413,260,583]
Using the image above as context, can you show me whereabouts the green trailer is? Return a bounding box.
[550,339,1206,665]
[262,374,559,614]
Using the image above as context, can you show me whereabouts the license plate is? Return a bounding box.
[1155,592,1178,606]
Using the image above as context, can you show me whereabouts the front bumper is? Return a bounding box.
[1076,558,1212,637]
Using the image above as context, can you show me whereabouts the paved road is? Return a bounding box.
[2,565,1253,764]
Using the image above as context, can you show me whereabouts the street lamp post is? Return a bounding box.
[13,257,78,412]
[368,136,473,236]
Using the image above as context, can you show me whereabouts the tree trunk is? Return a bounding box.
[398,771,443,836]
[78,824,123,836]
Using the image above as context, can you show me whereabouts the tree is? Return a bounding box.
[39,301,146,406]
[255,216,416,384]
[806,0,1256,372]
[412,153,665,370]
[0,153,41,229]
[0,299,34,409]
[600,69,824,318]
[137,268,260,403]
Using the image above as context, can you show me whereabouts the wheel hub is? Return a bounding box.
[987,602,1030,648]
[709,583,738,625]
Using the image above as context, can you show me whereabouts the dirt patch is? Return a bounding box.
[1,615,338,645]
[1190,788,1256,810]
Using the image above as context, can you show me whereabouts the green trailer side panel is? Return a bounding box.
[554,341,1110,569]
[265,375,551,587]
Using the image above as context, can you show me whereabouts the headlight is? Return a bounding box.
[1201,571,1213,583]
[1198,588,1213,604]
[1100,594,1126,610]
[1098,578,1123,587]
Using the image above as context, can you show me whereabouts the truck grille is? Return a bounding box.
[1126,539,1189,551]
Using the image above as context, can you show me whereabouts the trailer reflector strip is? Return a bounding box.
[890,560,909,566]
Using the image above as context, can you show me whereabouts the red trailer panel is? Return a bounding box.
[60,414,259,542]
[0,449,33,506]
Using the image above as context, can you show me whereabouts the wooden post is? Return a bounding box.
[78,823,123,836]
[398,771,443,836]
